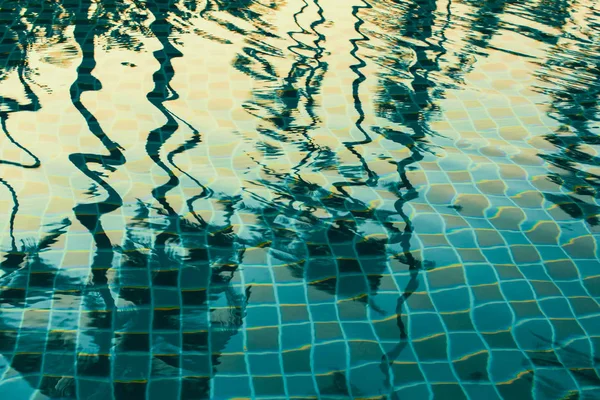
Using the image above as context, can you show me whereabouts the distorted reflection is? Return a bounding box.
[0,0,599,399]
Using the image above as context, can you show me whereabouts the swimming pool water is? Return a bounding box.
[0,0,599,398]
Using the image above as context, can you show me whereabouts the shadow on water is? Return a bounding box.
[0,0,599,398]
[222,0,430,396]
[364,0,451,397]
[0,0,250,396]
[331,0,378,195]
[533,2,600,228]
[0,0,448,397]
[64,0,129,388]
[0,22,42,253]
[0,34,41,170]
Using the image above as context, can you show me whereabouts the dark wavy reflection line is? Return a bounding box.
[333,0,378,196]
[68,0,126,218]
[143,4,188,366]
[0,40,41,169]
[63,0,128,359]
[302,0,327,125]
[166,111,212,197]
[349,0,372,134]
[292,0,329,177]
[0,177,19,253]
[66,0,127,383]
[436,0,452,81]
[165,110,213,226]
[376,153,425,395]
[305,0,327,108]
[374,123,428,397]
[288,0,312,55]
[141,8,247,397]
[406,0,439,137]
[143,2,197,299]
[285,0,327,177]
[0,29,37,254]
[145,0,185,219]
[0,116,41,169]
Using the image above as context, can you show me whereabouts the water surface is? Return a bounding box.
[0,0,599,398]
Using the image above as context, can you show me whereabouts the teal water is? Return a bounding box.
[0,0,599,399]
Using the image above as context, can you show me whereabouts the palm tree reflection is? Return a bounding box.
[0,0,598,398]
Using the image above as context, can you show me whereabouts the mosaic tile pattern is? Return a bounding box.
[0,0,599,399]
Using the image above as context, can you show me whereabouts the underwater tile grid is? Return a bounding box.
[0,0,599,399]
